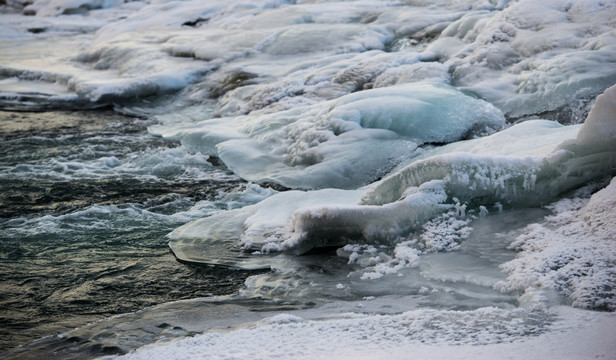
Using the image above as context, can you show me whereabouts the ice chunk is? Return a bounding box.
[362,83,616,207]
[283,180,449,255]
[168,189,363,268]
[161,82,505,190]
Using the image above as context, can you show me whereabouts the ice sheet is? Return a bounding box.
[168,84,616,264]
[158,82,504,189]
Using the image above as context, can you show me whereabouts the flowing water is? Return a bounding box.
[0,110,270,354]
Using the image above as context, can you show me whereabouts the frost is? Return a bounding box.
[498,178,616,311]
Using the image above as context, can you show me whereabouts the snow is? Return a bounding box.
[101,306,616,360]
[498,177,616,311]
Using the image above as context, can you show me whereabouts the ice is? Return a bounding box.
[3,0,616,357]
[3,0,615,119]
[213,51,433,116]
[439,0,616,119]
[362,89,616,207]
[159,82,504,190]
[168,189,363,268]
[169,84,615,263]
[24,0,125,16]
[284,179,450,254]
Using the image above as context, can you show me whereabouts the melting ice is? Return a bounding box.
[1,0,616,358]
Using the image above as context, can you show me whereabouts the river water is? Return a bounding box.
[0,110,271,354]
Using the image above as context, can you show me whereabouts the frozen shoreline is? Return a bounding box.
[2,0,616,358]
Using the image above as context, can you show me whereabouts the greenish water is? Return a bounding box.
[0,110,262,356]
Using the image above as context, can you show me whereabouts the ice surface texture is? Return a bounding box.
[158,82,504,189]
[169,84,616,264]
[2,0,616,357]
[2,0,615,118]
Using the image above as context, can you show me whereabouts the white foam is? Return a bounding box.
[2,145,227,182]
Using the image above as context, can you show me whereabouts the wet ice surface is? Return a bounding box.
[1,0,615,359]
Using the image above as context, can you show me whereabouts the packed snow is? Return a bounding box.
[100,306,616,360]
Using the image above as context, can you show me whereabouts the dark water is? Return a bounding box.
[0,110,263,355]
